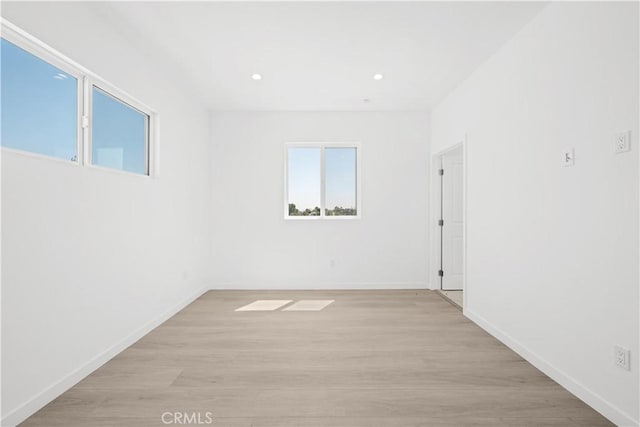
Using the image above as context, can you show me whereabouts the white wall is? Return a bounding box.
[210,112,429,289]
[431,2,639,425]
[1,3,211,425]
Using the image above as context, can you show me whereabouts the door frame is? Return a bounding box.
[430,136,468,310]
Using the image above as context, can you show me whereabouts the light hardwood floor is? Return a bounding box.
[436,290,463,309]
[21,290,612,426]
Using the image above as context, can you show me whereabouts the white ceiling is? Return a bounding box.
[103,1,547,111]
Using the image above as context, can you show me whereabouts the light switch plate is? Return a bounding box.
[615,131,630,154]
[562,147,575,167]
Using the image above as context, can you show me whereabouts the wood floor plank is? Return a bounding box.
[19,290,612,426]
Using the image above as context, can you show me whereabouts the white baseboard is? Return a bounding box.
[1,286,208,427]
[210,281,428,290]
[465,309,638,427]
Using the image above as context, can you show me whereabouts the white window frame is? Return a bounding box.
[0,19,158,177]
[86,79,153,176]
[284,142,362,220]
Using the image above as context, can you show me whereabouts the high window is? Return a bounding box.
[1,23,154,176]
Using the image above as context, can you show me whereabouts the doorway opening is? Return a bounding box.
[434,144,465,309]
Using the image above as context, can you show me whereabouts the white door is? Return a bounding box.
[440,147,463,290]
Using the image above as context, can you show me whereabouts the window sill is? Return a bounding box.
[85,164,152,179]
[1,146,80,166]
[284,215,361,221]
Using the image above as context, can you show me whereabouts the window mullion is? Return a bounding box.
[75,77,83,164]
[320,145,326,217]
[82,76,91,166]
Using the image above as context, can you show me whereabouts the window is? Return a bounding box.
[1,38,79,161]
[0,22,154,176]
[287,147,321,216]
[92,87,149,175]
[324,147,357,216]
[285,144,360,219]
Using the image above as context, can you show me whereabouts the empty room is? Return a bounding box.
[1,1,638,426]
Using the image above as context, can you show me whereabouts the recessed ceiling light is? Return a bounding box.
[373,73,384,81]
[251,73,262,80]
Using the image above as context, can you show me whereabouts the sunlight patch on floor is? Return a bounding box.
[282,300,334,311]
[234,300,292,311]
[235,299,335,312]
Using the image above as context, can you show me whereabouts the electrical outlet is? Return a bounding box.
[614,346,630,371]
[615,131,630,154]
[561,147,575,167]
